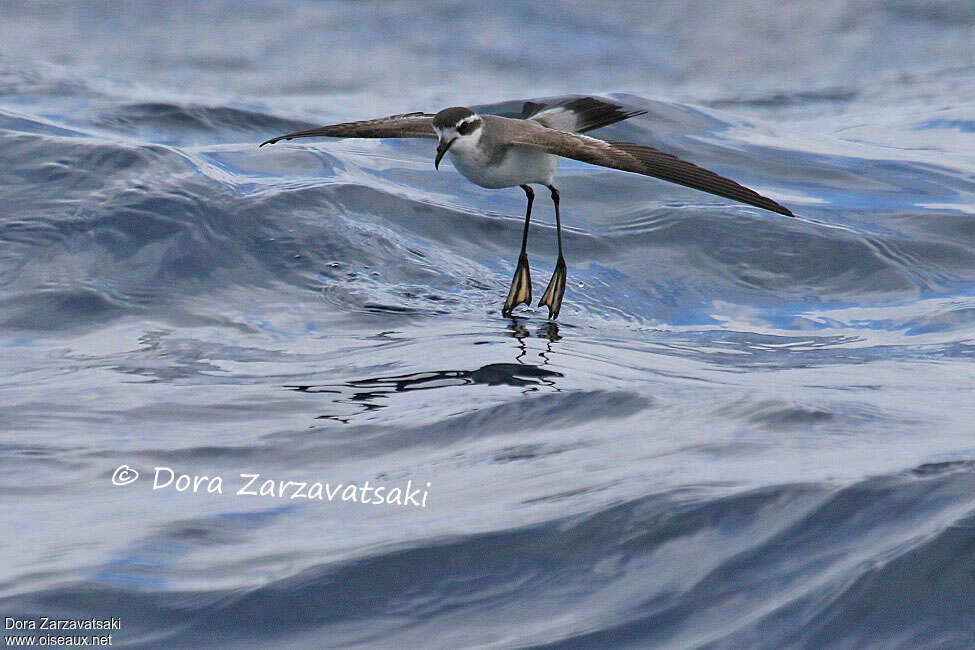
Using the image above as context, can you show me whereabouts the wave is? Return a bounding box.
[5,465,972,649]
[3,91,975,334]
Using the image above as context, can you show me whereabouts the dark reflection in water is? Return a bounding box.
[288,321,566,422]
[506,318,562,363]
[288,362,563,422]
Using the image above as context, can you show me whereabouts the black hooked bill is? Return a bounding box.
[435,138,456,169]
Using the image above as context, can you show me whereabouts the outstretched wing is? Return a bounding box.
[508,124,793,217]
[260,112,436,147]
[521,96,647,134]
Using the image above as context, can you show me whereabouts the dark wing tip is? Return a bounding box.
[608,141,794,218]
[753,197,794,217]
[749,189,793,217]
[259,135,297,147]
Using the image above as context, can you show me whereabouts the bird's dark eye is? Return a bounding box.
[457,119,479,135]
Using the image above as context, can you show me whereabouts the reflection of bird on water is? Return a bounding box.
[288,362,562,422]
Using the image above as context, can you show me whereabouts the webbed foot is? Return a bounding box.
[502,252,532,317]
[538,256,566,320]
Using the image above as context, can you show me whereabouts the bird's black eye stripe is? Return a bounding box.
[457,119,480,135]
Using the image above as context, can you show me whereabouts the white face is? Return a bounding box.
[435,115,483,152]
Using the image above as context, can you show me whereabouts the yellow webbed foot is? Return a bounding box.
[538,256,566,320]
[502,253,533,317]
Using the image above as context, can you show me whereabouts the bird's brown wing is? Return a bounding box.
[508,125,793,217]
[260,112,436,146]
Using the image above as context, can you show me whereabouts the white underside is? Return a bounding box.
[447,142,559,189]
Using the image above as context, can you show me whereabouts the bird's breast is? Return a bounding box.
[448,144,558,189]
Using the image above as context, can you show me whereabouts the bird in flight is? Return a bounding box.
[260,97,793,320]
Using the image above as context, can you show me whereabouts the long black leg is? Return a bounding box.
[502,185,535,317]
[518,185,534,256]
[550,185,563,257]
[538,185,567,319]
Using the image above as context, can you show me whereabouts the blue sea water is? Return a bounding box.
[3,1,975,647]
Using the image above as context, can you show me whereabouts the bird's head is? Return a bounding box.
[432,106,483,169]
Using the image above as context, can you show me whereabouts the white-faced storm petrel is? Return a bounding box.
[260,97,793,319]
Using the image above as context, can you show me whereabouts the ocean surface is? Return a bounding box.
[3,1,975,648]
